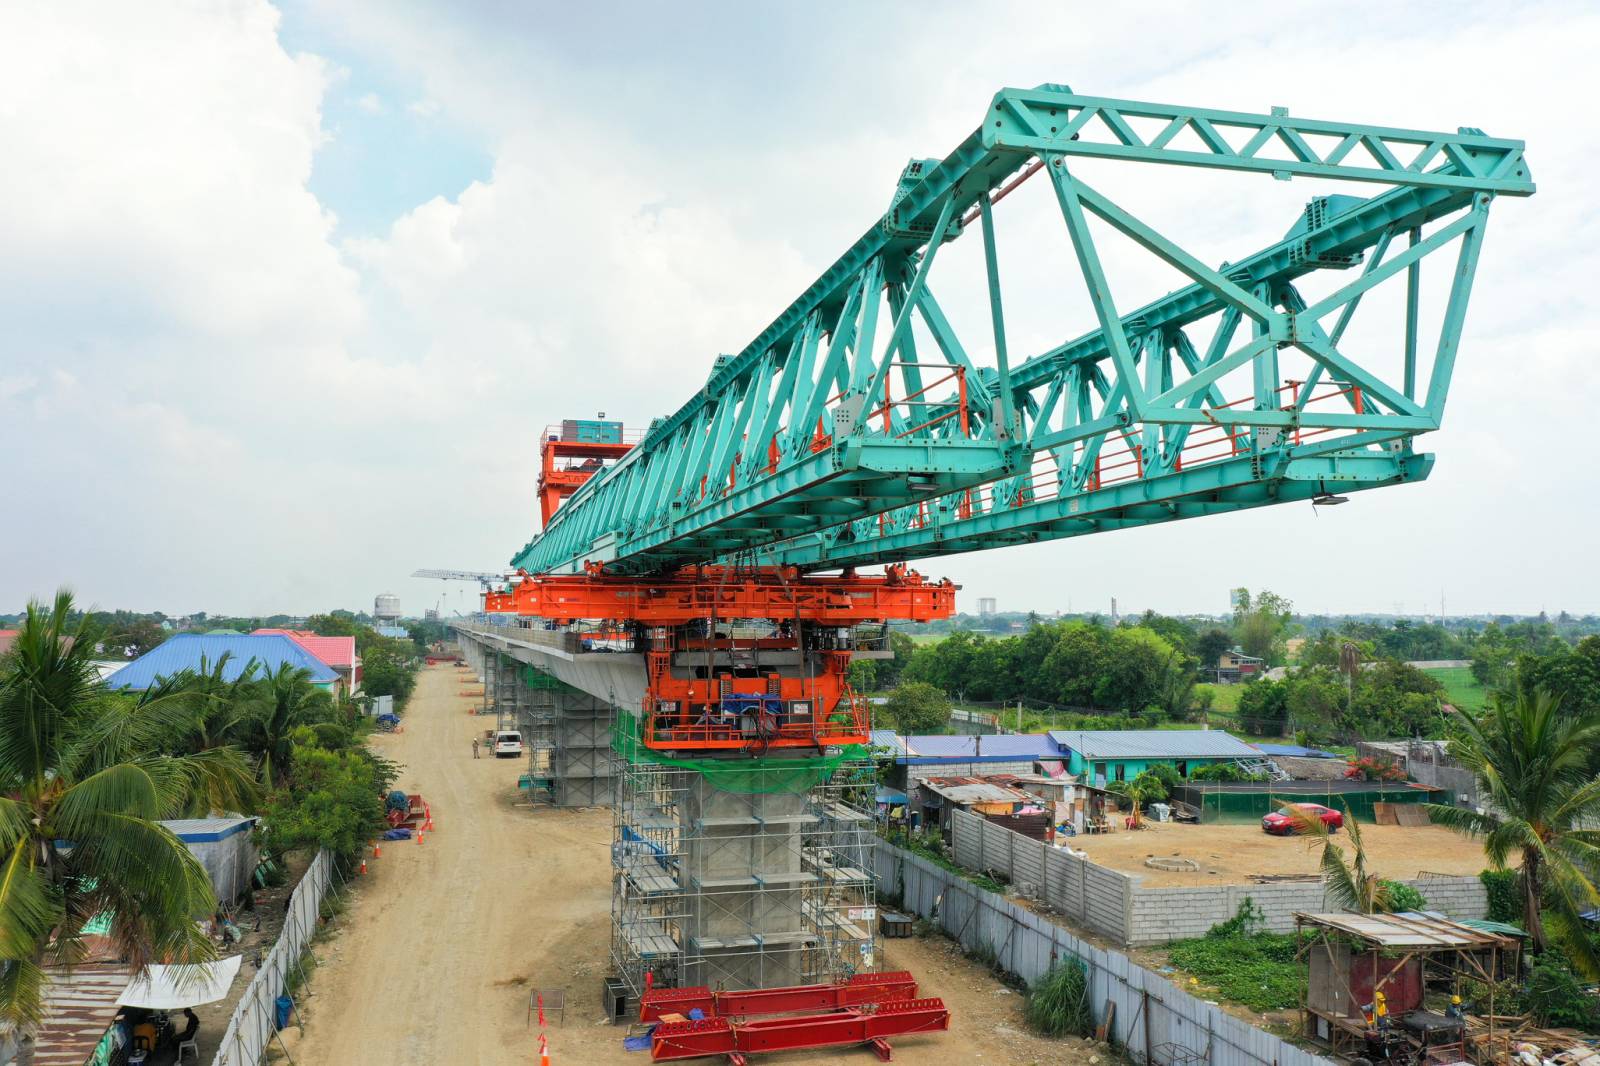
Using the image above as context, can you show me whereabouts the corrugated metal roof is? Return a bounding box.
[869,729,903,750]
[1047,729,1258,760]
[1253,742,1339,758]
[104,634,338,690]
[25,964,133,1065]
[253,629,357,669]
[899,734,1058,760]
[919,776,1035,805]
[1297,911,1513,948]
[160,816,256,842]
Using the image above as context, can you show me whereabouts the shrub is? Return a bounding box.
[1168,931,1303,1012]
[1025,960,1093,1037]
[1189,762,1265,783]
[1524,954,1600,1030]
[1480,869,1521,924]
[1380,880,1427,913]
[1208,897,1266,938]
[1344,756,1407,782]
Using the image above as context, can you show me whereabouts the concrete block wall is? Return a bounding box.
[945,808,1486,948]
[1127,874,1487,946]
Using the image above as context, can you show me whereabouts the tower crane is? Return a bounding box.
[485,83,1532,757]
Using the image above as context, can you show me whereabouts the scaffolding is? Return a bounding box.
[610,730,879,1005]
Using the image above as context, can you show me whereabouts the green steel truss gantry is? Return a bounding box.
[511,85,1532,577]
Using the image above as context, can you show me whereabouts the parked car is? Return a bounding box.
[1261,803,1343,835]
[494,730,524,758]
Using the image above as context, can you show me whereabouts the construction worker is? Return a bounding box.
[472,736,480,759]
[1446,993,1465,1020]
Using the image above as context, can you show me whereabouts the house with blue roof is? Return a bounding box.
[1047,728,1259,786]
[875,731,1066,788]
[105,633,340,692]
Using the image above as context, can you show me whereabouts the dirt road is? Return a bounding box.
[294,664,1089,1064]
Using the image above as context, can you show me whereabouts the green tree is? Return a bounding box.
[259,727,395,865]
[0,592,257,1056]
[1194,628,1234,674]
[1428,691,1600,971]
[1237,678,1290,736]
[881,682,952,734]
[1232,589,1293,664]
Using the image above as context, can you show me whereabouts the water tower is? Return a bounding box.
[374,593,402,621]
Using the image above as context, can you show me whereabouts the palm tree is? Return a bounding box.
[163,652,262,752]
[1427,691,1600,972]
[1338,640,1361,718]
[251,663,326,786]
[0,591,258,1060]
[1287,801,1393,913]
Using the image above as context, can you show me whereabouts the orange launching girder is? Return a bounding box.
[483,564,955,624]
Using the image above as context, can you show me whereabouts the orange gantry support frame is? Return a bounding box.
[483,563,954,625]
[484,564,955,754]
[537,421,636,527]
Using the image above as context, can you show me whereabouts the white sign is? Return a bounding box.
[848,907,877,922]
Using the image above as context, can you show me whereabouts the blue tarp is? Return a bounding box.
[1252,742,1340,759]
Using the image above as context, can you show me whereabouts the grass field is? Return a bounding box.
[1195,682,1242,712]
[1423,665,1490,711]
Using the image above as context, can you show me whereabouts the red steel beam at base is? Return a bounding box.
[640,971,918,1022]
[650,998,950,1062]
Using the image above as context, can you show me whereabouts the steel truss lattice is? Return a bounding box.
[507,84,1532,580]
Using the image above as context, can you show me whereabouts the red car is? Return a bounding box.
[1261,803,1343,835]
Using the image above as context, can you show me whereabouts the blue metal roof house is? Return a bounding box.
[105,634,339,691]
[1047,729,1259,785]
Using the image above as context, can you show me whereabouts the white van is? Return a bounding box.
[494,730,524,758]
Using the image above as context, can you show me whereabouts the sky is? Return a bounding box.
[1,1,1596,621]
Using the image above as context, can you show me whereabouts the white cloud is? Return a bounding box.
[356,90,384,114]
[406,98,440,118]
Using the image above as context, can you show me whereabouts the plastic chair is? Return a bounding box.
[178,1036,200,1062]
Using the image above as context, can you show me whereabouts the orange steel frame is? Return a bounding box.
[538,433,635,527]
[484,564,955,753]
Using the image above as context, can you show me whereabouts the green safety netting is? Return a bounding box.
[611,712,867,795]
[520,665,571,691]
[1174,783,1435,824]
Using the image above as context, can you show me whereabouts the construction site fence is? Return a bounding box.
[209,849,334,1066]
[874,840,1338,1066]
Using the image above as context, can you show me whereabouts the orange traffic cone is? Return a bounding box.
[417,830,425,845]
[538,1033,550,1066]
[359,860,367,876]
[373,843,381,858]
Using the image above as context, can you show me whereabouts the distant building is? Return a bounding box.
[1215,646,1264,683]
[977,597,997,618]
[1048,728,1260,786]
[0,629,16,656]
[252,629,362,696]
[374,625,410,640]
[104,634,339,692]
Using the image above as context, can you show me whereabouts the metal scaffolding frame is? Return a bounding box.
[610,746,879,1004]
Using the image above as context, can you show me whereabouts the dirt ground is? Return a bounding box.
[290,663,1094,1065]
[1068,817,1490,886]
